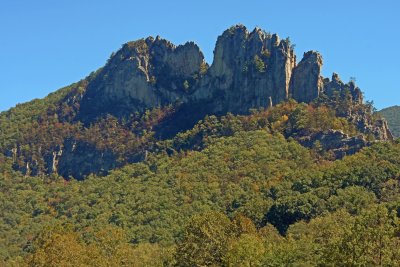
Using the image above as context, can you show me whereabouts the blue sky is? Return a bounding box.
[0,0,399,111]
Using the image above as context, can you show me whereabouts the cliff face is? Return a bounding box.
[192,26,296,113]
[79,25,381,129]
[79,25,301,121]
[77,24,392,141]
[289,51,323,103]
[79,37,206,121]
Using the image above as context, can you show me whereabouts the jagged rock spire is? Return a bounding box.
[289,51,323,103]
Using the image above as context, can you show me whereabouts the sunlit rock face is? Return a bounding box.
[289,51,323,103]
[192,25,296,113]
[79,36,206,122]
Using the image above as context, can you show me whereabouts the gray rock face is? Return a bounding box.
[58,139,117,180]
[11,25,395,179]
[323,73,363,104]
[297,129,369,159]
[351,114,393,141]
[79,26,341,121]
[193,25,296,113]
[79,37,206,121]
[379,106,400,138]
[289,51,323,103]
[373,119,393,140]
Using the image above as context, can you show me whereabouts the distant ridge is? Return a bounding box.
[379,105,400,138]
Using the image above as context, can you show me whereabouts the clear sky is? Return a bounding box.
[1,0,399,111]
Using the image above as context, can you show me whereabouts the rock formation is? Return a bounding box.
[78,24,381,130]
[58,139,117,180]
[289,51,323,103]
[79,37,206,121]
[79,25,300,122]
[297,129,369,159]
[323,73,363,104]
[192,25,296,113]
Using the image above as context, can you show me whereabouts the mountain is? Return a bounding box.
[379,106,400,137]
[0,25,392,180]
[2,25,400,266]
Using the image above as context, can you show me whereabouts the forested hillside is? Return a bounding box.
[380,106,400,137]
[1,126,400,265]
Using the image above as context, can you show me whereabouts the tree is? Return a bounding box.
[253,55,266,73]
[175,211,233,267]
[320,206,400,266]
[26,225,95,267]
[224,234,265,267]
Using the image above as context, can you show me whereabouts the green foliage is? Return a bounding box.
[0,87,377,179]
[183,80,189,90]
[1,130,400,264]
[253,55,266,73]
[322,206,400,266]
[288,206,400,266]
[224,234,265,267]
[175,211,232,266]
[199,62,208,75]
[327,186,376,214]
[26,224,174,266]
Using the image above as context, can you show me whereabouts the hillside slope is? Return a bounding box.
[1,128,400,265]
[379,106,400,137]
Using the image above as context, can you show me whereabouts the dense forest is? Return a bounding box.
[380,106,400,137]
[1,84,400,266]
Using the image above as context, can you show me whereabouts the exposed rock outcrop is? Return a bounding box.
[192,25,296,113]
[379,106,400,138]
[79,25,300,122]
[79,37,206,122]
[297,129,369,159]
[373,119,393,140]
[289,51,323,103]
[57,139,117,180]
[79,25,373,125]
[14,25,392,179]
[349,113,393,141]
[322,73,363,104]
